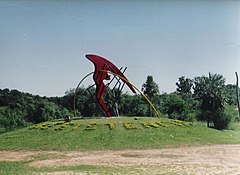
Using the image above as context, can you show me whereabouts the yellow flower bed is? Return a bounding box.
[85,122,97,131]
[106,122,115,130]
[156,121,168,127]
[29,119,193,131]
[124,122,137,129]
[171,120,193,127]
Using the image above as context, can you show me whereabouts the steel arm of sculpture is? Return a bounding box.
[73,72,94,117]
[73,72,109,118]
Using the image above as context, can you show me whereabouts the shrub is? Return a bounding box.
[0,107,28,131]
[213,111,232,130]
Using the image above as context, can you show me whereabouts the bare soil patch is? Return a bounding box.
[1,144,240,175]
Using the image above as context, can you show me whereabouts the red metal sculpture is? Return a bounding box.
[86,54,136,117]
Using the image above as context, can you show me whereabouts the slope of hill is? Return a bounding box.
[0,117,239,151]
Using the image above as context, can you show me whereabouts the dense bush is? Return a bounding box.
[0,89,73,132]
[212,112,231,130]
[157,93,196,121]
[119,94,148,116]
[0,106,28,133]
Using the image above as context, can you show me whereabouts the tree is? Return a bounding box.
[193,73,228,129]
[0,106,28,132]
[163,93,187,119]
[176,76,193,95]
[160,93,196,121]
[25,100,64,124]
[119,94,148,116]
[225,84,238,106]
[0,88,73,131]
[142,76,159,116]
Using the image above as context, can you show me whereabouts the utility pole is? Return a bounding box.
[235,72,240,118]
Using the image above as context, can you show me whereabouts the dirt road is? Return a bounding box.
[1,144,240,175]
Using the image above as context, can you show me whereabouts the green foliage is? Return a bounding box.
[176,76,193,94]
[158,93,197,121]
[72,86,101,117]
[225,84,239,106]
[163,93,187,118]
[142,76,159,116]
[219,105,240,130]
[0,88,72,133]
[142,76,159,99]
[1,71,239,133]
[0,107,28,133]
[25,101,60,123]
[119,94,148,116]
[212,111,231,130]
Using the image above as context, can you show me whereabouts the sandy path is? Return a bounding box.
[1,144,240,175]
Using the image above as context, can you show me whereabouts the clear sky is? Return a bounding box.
[1,0,240,97]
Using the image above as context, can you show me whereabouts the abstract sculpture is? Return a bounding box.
[86,54,136,117]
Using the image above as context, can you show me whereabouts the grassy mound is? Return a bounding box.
[0,117,239,151]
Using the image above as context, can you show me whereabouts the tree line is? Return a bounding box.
[0,72,239,133]
[0,89,72,133]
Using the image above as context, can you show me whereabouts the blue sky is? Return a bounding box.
[1,0,240,96]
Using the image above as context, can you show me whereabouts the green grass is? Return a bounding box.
[0,161,181,175]
[0,161,31,175]
[0,117,239,151]
[0,161,127,175]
